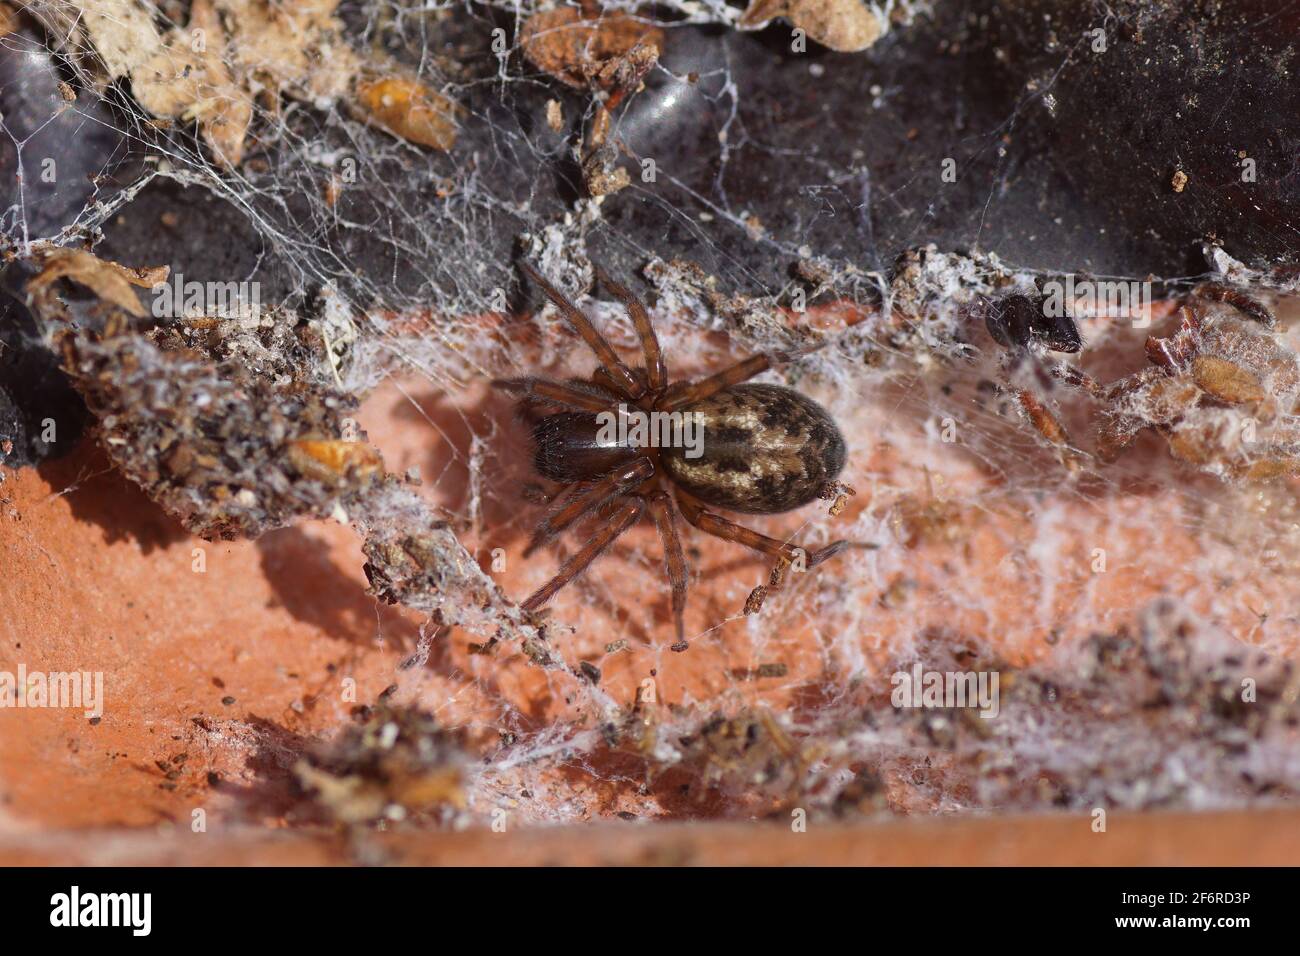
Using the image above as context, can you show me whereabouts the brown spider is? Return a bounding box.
[494,262,853,652]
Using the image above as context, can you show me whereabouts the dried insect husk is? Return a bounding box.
[738,0,883,53]
[352,70,459,151]
[1096,307,1300,482]
[1096,371,1203,460]
[1142,376,1205,421]
[1163,409,1300,482]
[1018,390,1070,448]
[520,7,664,90]
[1165,420,1221,466]
[1229,451,1300,483]
[582,144,631,197]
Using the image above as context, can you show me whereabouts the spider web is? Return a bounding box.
[3,0,1300,829]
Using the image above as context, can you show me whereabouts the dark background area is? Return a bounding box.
[4,0,1300,463]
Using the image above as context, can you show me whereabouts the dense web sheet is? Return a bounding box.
[3,0,1300,830]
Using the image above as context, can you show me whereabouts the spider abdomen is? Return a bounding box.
[661,383,846,514]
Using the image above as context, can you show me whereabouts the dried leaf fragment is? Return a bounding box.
[28,247,167,318]
[81,0,362,167]
[521,8,664,90]
[738,0,883,53]
[97,0,253,167]
[77,0,162,79]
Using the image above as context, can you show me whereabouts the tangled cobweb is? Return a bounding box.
[4,0,1300,830]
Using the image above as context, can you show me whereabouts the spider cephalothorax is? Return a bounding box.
[495,262,853,651]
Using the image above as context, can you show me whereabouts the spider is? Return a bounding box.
[494,262,853,652]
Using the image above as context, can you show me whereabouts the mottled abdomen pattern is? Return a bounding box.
[662,383,846,514]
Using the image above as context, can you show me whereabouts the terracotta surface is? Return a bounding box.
[3,302,1299,862]
[3,810,1298,866]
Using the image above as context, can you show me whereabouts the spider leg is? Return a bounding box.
[521,497,645,612]
[524,457,655,557]
[1193,282,1276,328]
[645,490,689,651]
[659,348,804,412]
[492,376,620,413]
[1047,361,1103,398]
[675,492,847,572]
[1009,387,1087,473]
[520,261,642,397]
[1015,388,1071,448]
[592,365,647,397]
[593,264,667,391]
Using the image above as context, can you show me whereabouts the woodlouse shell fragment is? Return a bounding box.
[1191,355,1265,405]
[520,8,664,89]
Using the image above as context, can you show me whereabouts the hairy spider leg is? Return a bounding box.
[591,365,649,398]
[1193,283,1276,329]
[658,350,797,412]
[521,497,645,612]
[492,376,625,413]
[646,490,689,650]
[524,457,655,557]
[674,491,848,572]
[592,263,668,391]
[520,261,642,397]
